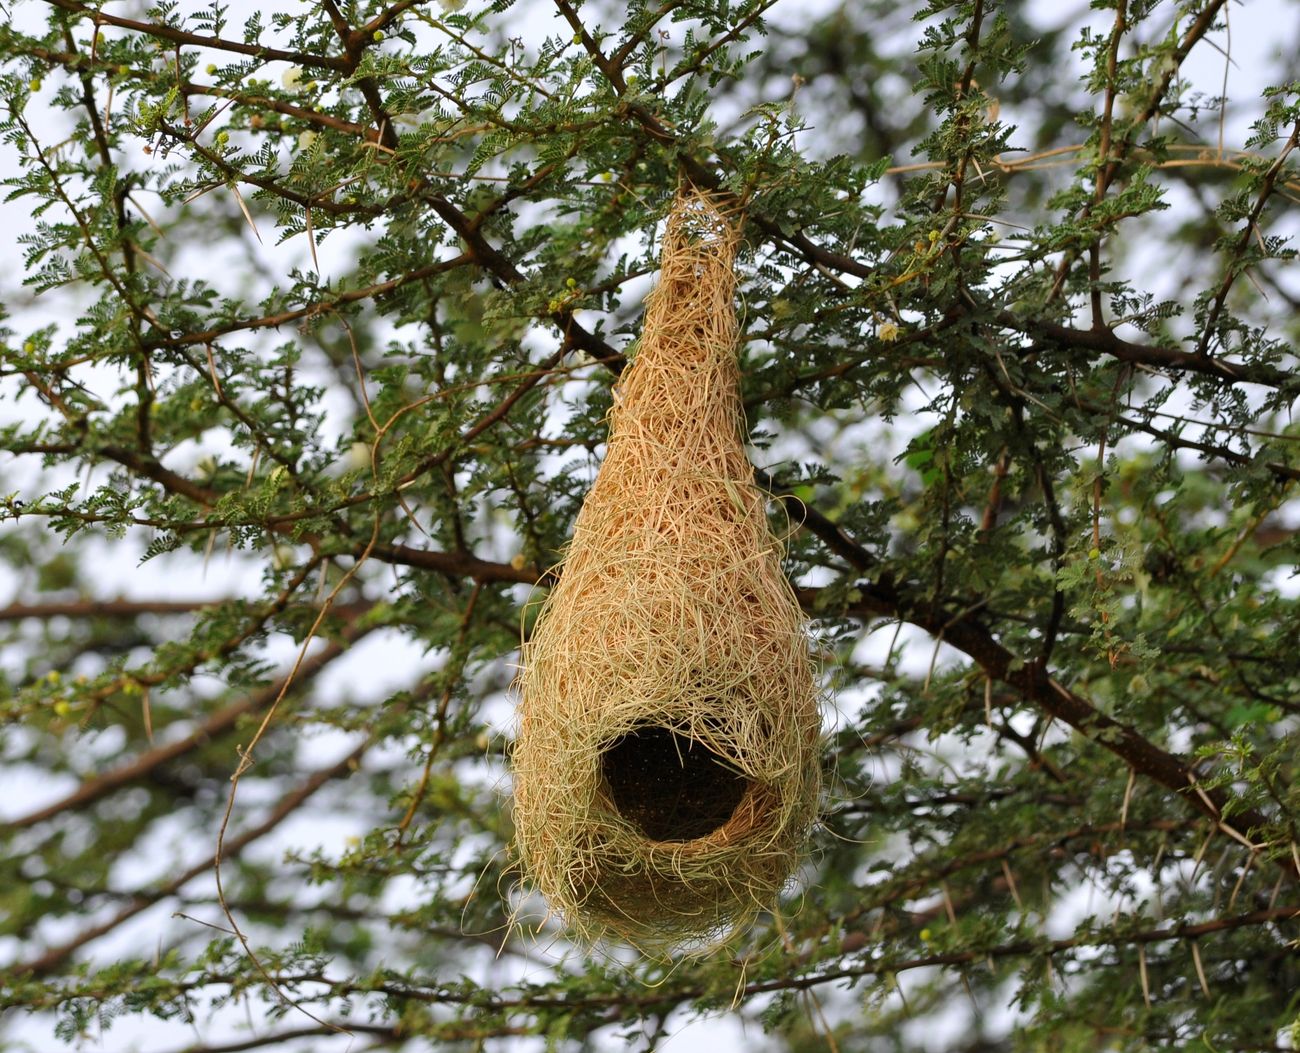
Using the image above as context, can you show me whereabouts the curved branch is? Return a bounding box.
[39,0,349,71]
[1001,314,1297,392]
[14,735,373,977]
[157,1025,400,1053]
[0,598,223,621]
[7,626,370,830]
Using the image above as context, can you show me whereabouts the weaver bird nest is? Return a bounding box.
[513,190,821,952]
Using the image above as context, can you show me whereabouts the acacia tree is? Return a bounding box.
[2,0,1299,1049]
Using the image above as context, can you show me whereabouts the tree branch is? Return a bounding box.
[157,1024,401,1053]
[39,0,350,71]
[15,736,373,977]
[999,313,1297,391]
[0,598,224,621]
[7,626,370,831]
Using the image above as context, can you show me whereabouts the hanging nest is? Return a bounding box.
[512,190,820,952]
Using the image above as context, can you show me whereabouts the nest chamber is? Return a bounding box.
[513,191,821,951]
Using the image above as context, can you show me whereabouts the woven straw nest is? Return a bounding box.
[513,190,821,952]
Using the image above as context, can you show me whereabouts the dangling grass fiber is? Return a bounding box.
[513,189,820,953]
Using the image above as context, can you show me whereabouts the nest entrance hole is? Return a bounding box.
[600,726,750,842]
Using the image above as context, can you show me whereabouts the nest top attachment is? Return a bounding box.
[513,189,821,953]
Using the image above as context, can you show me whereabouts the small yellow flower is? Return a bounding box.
[878,321,901,343]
